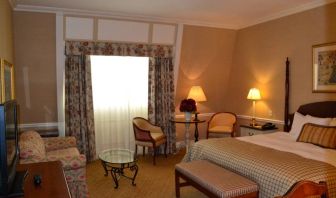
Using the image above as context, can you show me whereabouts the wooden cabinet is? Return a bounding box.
[240,125,278,137]
[17,161,70,198]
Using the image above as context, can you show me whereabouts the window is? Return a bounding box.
[90,56,149,154]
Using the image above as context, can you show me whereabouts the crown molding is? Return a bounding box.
[13,0,336,30]
[238,0,336,29]
[13,4,237,29]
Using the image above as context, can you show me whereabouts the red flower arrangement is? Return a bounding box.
[179,99,197,112]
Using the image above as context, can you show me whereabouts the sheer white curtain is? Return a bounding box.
[90,56,149,155]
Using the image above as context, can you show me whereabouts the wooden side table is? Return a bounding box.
[240,124,278,137]
[16,161,70,198]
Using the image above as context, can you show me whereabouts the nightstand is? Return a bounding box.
[240,124,278,137]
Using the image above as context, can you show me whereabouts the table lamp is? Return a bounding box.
[188,86,207,121]
[247,88,261,126]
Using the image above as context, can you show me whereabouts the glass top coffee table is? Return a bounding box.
[99,149,138,189]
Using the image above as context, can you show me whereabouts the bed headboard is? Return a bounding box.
[296,101,336,117]
[283,58,336,131]
[286,101,336,131]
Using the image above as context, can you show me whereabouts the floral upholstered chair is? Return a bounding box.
[19,131,88,198]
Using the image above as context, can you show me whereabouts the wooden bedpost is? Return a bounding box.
[284,58,290,132]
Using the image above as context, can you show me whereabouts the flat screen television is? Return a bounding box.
[0,100,26,197]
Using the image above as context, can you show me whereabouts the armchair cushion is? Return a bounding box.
[208,126,233,133]
[43,136,77,152]
[46,148,86,170]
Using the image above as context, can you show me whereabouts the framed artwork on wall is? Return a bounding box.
[0,59,15,102]
[312,42,336,92]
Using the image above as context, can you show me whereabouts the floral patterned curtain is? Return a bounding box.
[65,55,96,162]
[148,57,176,154]
[65,41,176,155]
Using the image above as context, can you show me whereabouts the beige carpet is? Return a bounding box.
[86,150,206,198]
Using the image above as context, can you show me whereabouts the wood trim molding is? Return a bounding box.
[56,12,66,137]
[175,113,284,125]
[173,23,183,96]
[8,0,17,9]
[237,115,284,125]
[19,122,59,129]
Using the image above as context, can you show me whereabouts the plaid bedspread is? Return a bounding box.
[183,138,336,198]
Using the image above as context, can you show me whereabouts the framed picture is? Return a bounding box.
[0,59,15,102]
[312,42,336,92]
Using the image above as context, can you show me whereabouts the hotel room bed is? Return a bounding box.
[183,133,336,197]
[183,60,336,197]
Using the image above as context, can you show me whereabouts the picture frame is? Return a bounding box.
[312,42,336,92]
[0,59,15,102]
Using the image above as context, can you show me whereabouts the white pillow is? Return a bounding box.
[306,115,331,125]
[330,118,336,126]
[289,113,332,140]
[289,112,306,140]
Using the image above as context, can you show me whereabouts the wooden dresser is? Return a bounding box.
[17,161,70,198]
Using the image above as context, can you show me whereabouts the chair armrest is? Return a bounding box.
[149,125,164,133]
[49,155,86,171]
[43,136,77,152]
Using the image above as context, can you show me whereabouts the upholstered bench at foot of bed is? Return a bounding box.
[175,160,258,198]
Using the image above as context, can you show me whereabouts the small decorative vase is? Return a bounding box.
[184,112,192,121]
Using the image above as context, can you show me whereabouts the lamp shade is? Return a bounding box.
[187,86,207,102]
[247,88,261,100]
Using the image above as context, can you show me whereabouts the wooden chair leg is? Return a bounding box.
[143,146,145,156]
[175,170,180,198]
[135,145,138,156]
[164,142,167,158]
[153,147,156,165]
[206,131,209,139]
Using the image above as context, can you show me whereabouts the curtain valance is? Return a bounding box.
[65,41,173,58]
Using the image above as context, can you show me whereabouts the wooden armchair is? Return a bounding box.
[206,112,237,138]
[276,181,328,198]
[132,117,167,165]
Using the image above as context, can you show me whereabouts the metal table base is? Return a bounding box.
[101,161,139,189]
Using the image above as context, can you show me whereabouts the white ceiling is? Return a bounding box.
[13,0,336,29]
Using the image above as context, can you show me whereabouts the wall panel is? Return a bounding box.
[65,17,94,40]
[14,11,57,124]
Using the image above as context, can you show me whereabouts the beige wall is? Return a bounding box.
[13,11,57,124]
[176,25,237,113]
[175,25,237,141]
[226,3,336,122]
[0,0,13,63]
